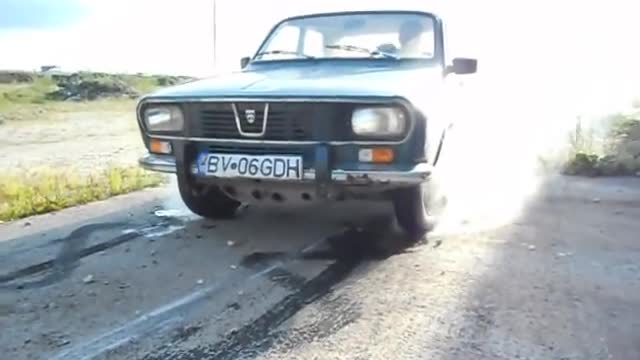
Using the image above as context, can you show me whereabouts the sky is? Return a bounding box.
[1,0,639,120]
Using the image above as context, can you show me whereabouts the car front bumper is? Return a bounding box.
[140,153,432,186]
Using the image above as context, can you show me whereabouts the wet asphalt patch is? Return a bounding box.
[141,216,415,360]
[0,219,185,291]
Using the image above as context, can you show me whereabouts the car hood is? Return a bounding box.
[147,62,445,102]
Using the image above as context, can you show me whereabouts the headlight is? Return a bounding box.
[143,105,184,132]
[351,107,407,138]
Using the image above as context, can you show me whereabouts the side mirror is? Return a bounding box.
[240,56,251,69]
[446,58,478,75]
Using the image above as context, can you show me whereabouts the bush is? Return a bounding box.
[46,74,140,101]
[563,109,640,176]
[564,152,600,176]
[156,76,178,87]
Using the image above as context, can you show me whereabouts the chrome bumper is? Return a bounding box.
[139,154,177,174]
[139,154,431,185]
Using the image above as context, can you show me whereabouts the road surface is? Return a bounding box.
[1,175,640,360]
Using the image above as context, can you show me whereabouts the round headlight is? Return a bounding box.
[144,105,184,132]
[351,107,407,138]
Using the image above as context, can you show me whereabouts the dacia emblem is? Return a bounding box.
[245,109,256,124]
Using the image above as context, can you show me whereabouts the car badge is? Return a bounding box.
[245,109,256,124]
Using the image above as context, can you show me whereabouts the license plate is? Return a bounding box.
[198,153,303,180]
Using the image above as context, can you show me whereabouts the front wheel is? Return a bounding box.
[177,171,241,219]
[392,177,446,238]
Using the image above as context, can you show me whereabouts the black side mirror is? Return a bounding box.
[446,58,478,75]
[240,57,251,69]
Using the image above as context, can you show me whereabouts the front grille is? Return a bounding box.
[206,144,305,156]
[188,102,352,141]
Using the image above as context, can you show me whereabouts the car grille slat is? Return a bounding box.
[188,102,353,141]
[207,144,306,157]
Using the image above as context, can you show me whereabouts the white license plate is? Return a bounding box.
[199,153,303,180]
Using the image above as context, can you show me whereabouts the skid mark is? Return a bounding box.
[0,222,126,288]
[265,295,362,355]
[49,237,329,360]
[49,219,404,360]
[141,221,403,360]
[265,267,308,291]
[49,264,281,360]
[142,259,359,360]
[0,220,186,290]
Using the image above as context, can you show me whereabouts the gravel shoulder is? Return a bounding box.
[0,111,145,172]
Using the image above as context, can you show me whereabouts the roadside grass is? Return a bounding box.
[0,74,138,123]
[0,98,137,123]
[0,166,167,222]
[0,78,137,123]
[0,76,56,105]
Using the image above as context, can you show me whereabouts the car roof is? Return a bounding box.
[280,10,440,23]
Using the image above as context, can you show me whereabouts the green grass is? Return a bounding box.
[0,166,167,222]
[0,74,136,121]
[0,76,57,110]
[0,98,137,123]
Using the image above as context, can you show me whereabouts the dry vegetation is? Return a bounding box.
[563,106,640,176]
[0,166,166,222]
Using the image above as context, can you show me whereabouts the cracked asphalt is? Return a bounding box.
[1,175,640,360]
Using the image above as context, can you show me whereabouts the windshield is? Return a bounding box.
[255,12,436,61]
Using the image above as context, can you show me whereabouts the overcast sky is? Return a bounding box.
[0,0,639,120]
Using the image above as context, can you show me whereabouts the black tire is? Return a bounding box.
[393,137,449,237]
[392,179,445,237]
[177,172,241,219]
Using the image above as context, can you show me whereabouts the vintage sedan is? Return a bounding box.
[136,10,477,236]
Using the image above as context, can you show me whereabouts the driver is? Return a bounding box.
[398,20,424,56]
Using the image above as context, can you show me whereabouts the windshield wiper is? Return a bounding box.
[325,44,398,59]
[255,50,315,59]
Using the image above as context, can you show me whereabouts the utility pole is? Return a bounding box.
[213,0,217,70]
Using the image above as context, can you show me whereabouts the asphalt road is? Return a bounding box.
[1,175,640,360]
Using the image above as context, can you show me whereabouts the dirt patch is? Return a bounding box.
[0,112,144,172]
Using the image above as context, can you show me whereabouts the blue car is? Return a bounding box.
[136,10,477,237]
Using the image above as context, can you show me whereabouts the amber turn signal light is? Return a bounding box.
[149,139,172,154]
[358,148,394,163]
